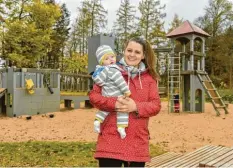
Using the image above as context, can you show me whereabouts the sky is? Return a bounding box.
[58,0,210,32]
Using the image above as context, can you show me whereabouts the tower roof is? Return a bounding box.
[166,20,210,38]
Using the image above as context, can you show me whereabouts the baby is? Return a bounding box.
[92,45,131,139]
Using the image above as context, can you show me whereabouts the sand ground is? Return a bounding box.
[0,102,232,154]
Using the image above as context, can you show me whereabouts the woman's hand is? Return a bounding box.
[115,96,137,113]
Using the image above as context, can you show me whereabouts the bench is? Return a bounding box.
[61,95,89,109]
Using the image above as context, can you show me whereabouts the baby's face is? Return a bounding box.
[102,55,116,66]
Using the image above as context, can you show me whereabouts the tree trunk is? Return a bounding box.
[230,54,233,89]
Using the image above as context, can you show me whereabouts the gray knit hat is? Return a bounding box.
[96,45,115,65]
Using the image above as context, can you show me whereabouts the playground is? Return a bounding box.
[0,102,232,154]
[0,21,232,166]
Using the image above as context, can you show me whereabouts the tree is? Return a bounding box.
[194,14,212,34]
[69,0,107,57]
[46,3,70,69]
[88,0,107,36]
[62,52,88,74]
[167,13,183,33]
[138,0,166,45]
[0,0,5,20]
[114,0,136,52]
[205,0,233,37]
[3,0,61,67]
[76,2,92,56]
[194,0,233,75]
[215,26,233,88]
[0,0,33,58]
[67,21,81,57]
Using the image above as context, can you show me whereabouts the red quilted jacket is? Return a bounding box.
[89,69,161,162]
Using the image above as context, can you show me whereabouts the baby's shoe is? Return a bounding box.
[94,120,101,133]
[117,127,126,139]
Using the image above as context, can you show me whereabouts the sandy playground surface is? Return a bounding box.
[0,102,232,154]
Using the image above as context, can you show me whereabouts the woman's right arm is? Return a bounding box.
[89,84,117,112]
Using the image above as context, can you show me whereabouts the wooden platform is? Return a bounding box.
[147,145,233,167]
[199,147,233,167]
[146,152,183,167]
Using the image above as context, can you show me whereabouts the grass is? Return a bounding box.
[0,141,97,167]
[0,141,165,167]
[150,143,166,157]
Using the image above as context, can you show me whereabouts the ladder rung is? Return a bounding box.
[170,95,180,100]
[170,57,180,58]
[207,89,216,91]
[212,97,221,99]
[202,80,212,83]
[216,106,226,108]
[168,106,180,108]
[169,76,180,77]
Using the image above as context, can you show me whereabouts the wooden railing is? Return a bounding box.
[0,68,166,95]
[60,72,92,92]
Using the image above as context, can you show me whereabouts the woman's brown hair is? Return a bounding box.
[124,37,160,81]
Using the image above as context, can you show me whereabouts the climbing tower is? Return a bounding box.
[166,20,228,115]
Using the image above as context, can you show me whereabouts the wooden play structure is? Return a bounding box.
[0,67,89,117]
[166,20,228,115]
[0,68,60,117]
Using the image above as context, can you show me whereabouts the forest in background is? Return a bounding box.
[0,0,233,89]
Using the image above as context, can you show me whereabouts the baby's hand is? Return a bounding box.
[124,91,131,97]
[120,95,127,99]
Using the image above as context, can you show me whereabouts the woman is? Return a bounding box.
[89,37,161,167]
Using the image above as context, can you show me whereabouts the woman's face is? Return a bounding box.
[124,41,145,67]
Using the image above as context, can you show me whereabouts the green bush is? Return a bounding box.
[222,95,233,103]
[210,75,222,88]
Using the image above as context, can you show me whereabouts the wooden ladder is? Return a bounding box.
[167,52,181,113]
[197,72,228,116]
